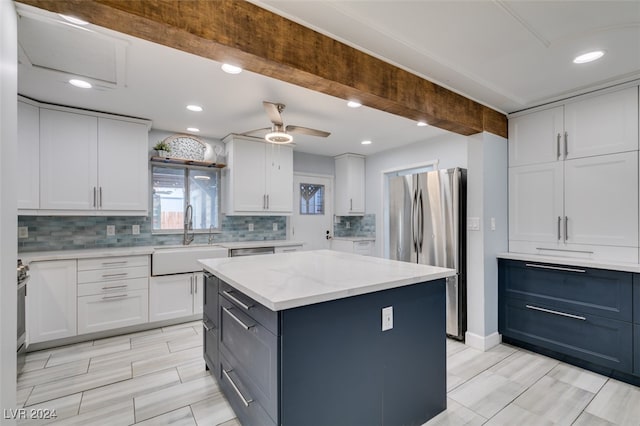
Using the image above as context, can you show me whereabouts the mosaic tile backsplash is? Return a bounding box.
[334,214,375,238]
[18,215,287,252]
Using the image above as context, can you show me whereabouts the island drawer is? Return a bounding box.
[501,296,632,373]
[499,259,632,322]
[219,281,277,334]
[203,323,218,373]
[219,296,278,422]
[219,352,276,426]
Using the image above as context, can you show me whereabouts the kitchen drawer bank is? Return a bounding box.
[498,257,640,386]
[200,250,455,426]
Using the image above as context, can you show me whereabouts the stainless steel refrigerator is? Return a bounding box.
[389,167,466,340]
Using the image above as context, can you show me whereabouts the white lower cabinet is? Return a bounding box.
[27,260,77,344]
[149,272,203,322]
[331,239,375,256]
[274,244,303,253]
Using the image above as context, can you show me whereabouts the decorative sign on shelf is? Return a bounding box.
[160,134,206,161]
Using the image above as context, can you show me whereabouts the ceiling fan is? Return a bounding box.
[242,101,331,144]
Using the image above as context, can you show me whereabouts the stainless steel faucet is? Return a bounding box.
[183,203,194,245]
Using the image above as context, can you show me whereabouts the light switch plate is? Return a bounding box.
[18,226,28,239]
[490,217,496,231]
[107,225,115,236]
[467,217,480,231]
[273,223,278,231]
[382,306,393,331]
[248,223,254,231]
[132,224,140,235]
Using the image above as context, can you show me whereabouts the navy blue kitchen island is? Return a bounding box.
[199,250,455,426]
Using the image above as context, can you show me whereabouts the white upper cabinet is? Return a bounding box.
[509,106,563,167]
[564,152,638,247]
[223,135,293,215]
[37,105,150,215]
[17,100,40,210]
[335,153,365,215]
[564,87,639,159]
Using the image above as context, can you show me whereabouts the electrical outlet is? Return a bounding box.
[132,224,140,235]
[490,217,496,231]
[18,226,28,239]
[248,223,254,231]
[107,225,115,236]
[467,217,480,231]
[273,223,278,231]
[382,306,393,331]
[346,221,351,229]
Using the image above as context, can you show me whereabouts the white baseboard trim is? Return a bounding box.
[465,331,502,351]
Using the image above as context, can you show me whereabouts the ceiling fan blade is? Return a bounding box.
[240,127,270,136]
[263,101,284,126]
[286,125,331,138]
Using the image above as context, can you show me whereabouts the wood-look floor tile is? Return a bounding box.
[176,358,209,383]
[572,411,617,426]
[190,392,236,426]
[18,359,89,390]
[16,387,33,409]
[131,327,197,349]
[447,373,467,392]
[483,403,554,426]
[26,366,131,406]
[217,418,241,426]
[423,398,486,426]
[79,369,181,414]
[91,328,161,347]
[448,370,526,418]
[88,342,169,372]
[546,363,608,393]
[132,346,203,377]
[22,356,49,373]
[584,379,640,424]
[134,375,219,422]
[47,400,134,426]
[513,375,595,424]
[168,334,202,353]
[446,339,468,357]
[46,342,131,368]
[487,350,558,387]
[17,393,81,426]
[161,320,202,333]
[134,406,196,426]
[447,345,516,382]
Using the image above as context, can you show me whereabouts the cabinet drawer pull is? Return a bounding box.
[525,304,586,321]
[525,263,586,273]
[222,290,253,310]
[102,272,128,278]
[281,249,296,252]
[101,284,128,290]
[203,321,215,332]
[102,294,128,300]
[222,369,253,407]
[101,261,128,266]
[223,307,254,330]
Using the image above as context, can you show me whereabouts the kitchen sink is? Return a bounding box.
[152,244,228,275]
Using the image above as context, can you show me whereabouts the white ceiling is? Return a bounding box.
[15,1,640,157]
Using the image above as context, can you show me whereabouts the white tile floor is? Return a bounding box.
[16,321,640,425]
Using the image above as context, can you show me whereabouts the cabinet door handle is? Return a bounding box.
[93,187,97,207]
[557,216,561,240]
[101,284,128,290]
[564,216,568,241]
[526,304,586,321]
[190,276,194,295]
[222,369,253,407]
[222,306,254,330]
[194,276,198,294]
[564,131,568,158]
[525,263,586,273]
[102,294,128,300]
[99,187,103,208]
[350,198,353,211]
[222,290,253,310]
[556,133,561,160]
[102,272,128,278]
[267,194,269,209]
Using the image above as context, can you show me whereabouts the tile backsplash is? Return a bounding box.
[334,214,375,238]
[18,215,287,252]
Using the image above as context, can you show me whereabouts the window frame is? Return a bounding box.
[151,164,222,235]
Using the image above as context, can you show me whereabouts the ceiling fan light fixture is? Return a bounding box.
[221,63,243,74]
[573,50,605,64]
[265,131,293,144]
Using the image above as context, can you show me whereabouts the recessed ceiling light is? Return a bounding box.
[221,63,243,74]
[417,121,428,127]
[186,105,203,112]
[347,101,362,108]
[58,14,89,26]
[69,79,92,89]
[573,50,605,64]
[361,140,372,145]
[187,127,200,132]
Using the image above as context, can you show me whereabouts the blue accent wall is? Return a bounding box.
[18,215,287,252]
[334,214,375,238]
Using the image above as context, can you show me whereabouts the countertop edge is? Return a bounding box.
[496,252,640,273]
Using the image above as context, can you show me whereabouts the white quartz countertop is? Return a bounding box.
[497,252,640,273]
[199,249,455,311]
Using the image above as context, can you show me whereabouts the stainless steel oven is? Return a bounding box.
[17,259,29,376]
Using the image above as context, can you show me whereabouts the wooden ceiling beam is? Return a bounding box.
[17,0,507,138]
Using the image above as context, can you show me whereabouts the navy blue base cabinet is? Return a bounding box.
[204,272,447,426]
[499,259,639,384]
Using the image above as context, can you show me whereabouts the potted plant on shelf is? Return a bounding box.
[153,141,171,158]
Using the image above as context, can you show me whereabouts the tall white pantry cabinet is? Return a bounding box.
[508,85,640,262]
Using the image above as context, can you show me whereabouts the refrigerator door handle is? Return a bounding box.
[418,190,425,250]
[412,190,419,254]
